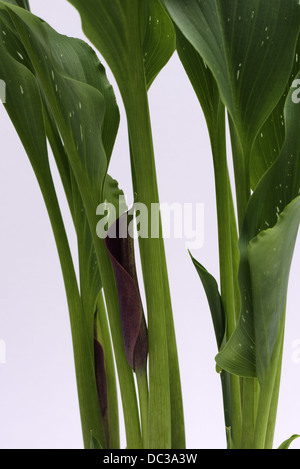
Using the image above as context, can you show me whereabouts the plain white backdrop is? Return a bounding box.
[0,0,299,449]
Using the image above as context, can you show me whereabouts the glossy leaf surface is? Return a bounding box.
[216,76,300,382]
[163,0,300,164]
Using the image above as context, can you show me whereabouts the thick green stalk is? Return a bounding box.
[264,326,285,449]
[241,378,259,448]
[123,59,172,449]
[228,115,259,451]
[129,131,185,449]
[112,10,187,447]
[127,92,171,448]
[96,291,120,449]
[147,128,185,448]
[209,101,242,447]
[254,327,285,449]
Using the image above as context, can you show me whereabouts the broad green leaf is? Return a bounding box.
[140,0,176,89]
[45,118,126,450]
[2,4,120,205]
[163,0,300,171]
[250,35,300,189]
[2,2,118,320]
[0,4,144,448]
[68,0,175,92]
[0,13,47,189]
[1,0,29,8]
[175,25,219,136]
[0,3,130,449]
[42,109,102,339]
[278,434,300,449]
[248,197,300,383]
[216,75,300,381]
[0,8,108,448]
[42,85,124,411]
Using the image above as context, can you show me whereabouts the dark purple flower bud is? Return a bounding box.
[105,211,148,371]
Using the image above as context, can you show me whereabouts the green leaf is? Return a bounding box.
[1,0,29,8]
[2,3,145,448]
[278,434,300,449]
[190,254,225,350]
[0,1,118,320]
[216,75,300,380]
[190,254,233,431]
[42,101,122,448]
[68,0,175,92]
[163,0,300,169]
[0,7,109,448]
[250,35,300,189]
[140,0,176,89]
[6,8,116,202]
[0,3,139,449]
[248,196,300,382]
[175,25,220,136]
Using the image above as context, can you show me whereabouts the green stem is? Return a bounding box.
[127,89,171,447]
[241,378,259,448]
[136,366,149,449]
[121,27,185,448]
[254,328,285,449]
[254,384,274,449]
[38,174,107,449]
[264,327,285,449]
[147,135,185,448]
[49,134,142,447]
[209,101,242,447]
[96,290,120,449]
[129,128,185,448]
[45,102,142,450]
[160,253,186,449]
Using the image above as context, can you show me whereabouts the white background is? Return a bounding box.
[0,0,299,449]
